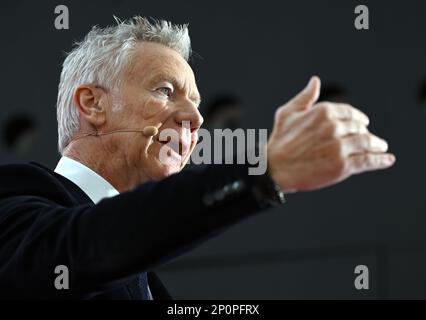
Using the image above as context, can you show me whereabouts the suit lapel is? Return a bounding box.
[29,162,173,300]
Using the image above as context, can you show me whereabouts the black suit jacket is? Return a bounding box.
[0,160,273,299]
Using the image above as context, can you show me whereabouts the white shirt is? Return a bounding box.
[54,156,119,204]
[54,156,153,299]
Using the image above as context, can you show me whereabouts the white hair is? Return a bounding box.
[56,16,192,153]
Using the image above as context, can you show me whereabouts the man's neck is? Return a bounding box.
[62,141,148,193]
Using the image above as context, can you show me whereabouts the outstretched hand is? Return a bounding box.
[267,76,395,193]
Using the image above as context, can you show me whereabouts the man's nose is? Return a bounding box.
[174,102,204,132]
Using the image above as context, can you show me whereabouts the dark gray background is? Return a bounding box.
[0,0,425,299]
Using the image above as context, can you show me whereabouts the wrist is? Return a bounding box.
[252,168,286,208]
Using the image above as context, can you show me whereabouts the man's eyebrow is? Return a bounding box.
[148,74,181,87]
[191,94,202,107]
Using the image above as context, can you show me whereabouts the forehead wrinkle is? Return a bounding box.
[130,49,180,82]
[130,45,200,105]
[148,71,183,89]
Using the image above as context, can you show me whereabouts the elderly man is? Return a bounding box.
[0,16,394,299]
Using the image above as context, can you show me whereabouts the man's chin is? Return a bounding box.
[148,162,183,181]
[145,148,190,180]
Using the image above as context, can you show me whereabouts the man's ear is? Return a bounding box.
[73,85,108,127]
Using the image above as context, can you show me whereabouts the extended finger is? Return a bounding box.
[348,153,396,174]
[325,120,369,137]
[315,103,370,125]
[341,133,388,156]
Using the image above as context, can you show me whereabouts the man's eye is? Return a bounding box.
[157,87,172,97]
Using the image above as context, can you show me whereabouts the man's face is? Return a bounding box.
[105,42,203,181]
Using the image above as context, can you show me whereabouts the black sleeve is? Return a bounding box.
[0,162,277,298]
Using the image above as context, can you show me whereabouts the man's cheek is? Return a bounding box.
[142,97,169,119]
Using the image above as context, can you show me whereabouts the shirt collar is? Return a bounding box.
[54,156,119,204]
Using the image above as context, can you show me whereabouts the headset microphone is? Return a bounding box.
[71,126,159,141]
[142,126,158,137]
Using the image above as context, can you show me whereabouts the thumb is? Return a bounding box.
[287,76,321,111]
